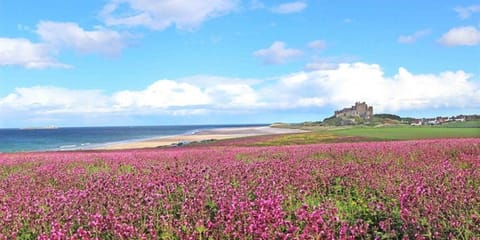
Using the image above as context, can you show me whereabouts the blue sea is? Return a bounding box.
[0,124,267,153]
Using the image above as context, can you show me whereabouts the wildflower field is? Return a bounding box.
[0,138,479,239]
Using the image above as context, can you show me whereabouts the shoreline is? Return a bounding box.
[98,126,307,150]
[0,124,270,153]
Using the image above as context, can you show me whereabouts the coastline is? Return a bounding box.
[0,124,269,153]
[98,126,307,150]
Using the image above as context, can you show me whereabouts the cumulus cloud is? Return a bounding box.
[100,0,239,30]
[0,21,128,69]
[269,63,480,112]
[1,63,479,126]
[113,80,259,110]
[0,38,69,69]
[271,1,306,14]
[253,41,303,64]
[0,87,110,114]
[206,84,258,107]
[438,26,480,46]
[398,29,431,44]
[36,21,127,56]
[454,5,480,19]
[0,79,259,117]
[113,80,210,109]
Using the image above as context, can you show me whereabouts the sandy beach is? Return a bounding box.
[99,126,306,150]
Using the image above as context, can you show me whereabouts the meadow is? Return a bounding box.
[241,125,480,146]
[332,126,480,140]
[0,138,479,239]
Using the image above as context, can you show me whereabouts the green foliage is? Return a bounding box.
[204,199,218,222]
[166,186,186,220]
[230,178,239,188]
[401,117,417,124]
[326,181,403,238]
[17,227,37,240]
[0,162,38,179]
[118,164,135,174]
[84,159,111,174]
[235,151,287,163]
[374,114,401,121]
[322,116,342,126]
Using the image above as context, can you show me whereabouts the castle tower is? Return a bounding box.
[334,102,373,120]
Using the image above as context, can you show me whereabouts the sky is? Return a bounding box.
[0,0,479,128]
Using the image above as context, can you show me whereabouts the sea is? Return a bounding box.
[0,124,267,153]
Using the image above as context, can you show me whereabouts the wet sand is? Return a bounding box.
[99,126,306,150]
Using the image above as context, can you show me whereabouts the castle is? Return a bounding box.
[334,102,373,120]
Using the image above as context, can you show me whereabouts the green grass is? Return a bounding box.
[441,120,480,128]
[331,127,480,140]
[221,123,480,147]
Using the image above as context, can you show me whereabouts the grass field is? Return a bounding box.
[251,125,480,146]
[441,119,480,128]
[331,126,480,140]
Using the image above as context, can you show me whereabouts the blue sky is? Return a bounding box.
[0,0,479,127]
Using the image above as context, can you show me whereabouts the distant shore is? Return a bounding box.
[98,126,307,150]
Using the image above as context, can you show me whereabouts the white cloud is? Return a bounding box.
[308,40,327,50]
[398,29,431,44]
[0,21,126,69]
[304,61,338,71]
[438,26,480,46]
[271,1,306,14]
[113,80,259,110]
[113,80,210,109]
[0,79,259,118]
[454,5,480,19]
[253,41,303,64]
[205,84,258,106]
[0,87,110,114]
[0,38,69,69]
[178,75,261,87]
[36,21,127,56]
[296,97,326,107]
[100,0,239,30]
[268,63,480,112]
[304,56,357,71]
[1,64,479,126]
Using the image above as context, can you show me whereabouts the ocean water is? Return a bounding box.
[0,124,267,153]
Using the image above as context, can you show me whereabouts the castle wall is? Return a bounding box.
[335,102,373,120]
